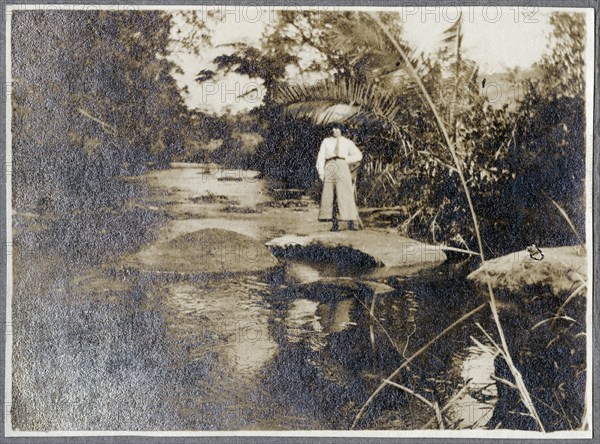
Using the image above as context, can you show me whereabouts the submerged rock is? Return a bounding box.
[274,276,395,302]
[280,261,395,301]
[123,228,278,275]
[297,277,395,295]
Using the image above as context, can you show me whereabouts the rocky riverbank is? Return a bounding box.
[115,163,446,279]
[12,162,588,432]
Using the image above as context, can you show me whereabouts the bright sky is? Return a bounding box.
[168,7,554,115]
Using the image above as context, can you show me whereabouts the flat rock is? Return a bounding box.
[283,262,396,297]
[467,245,587,295]
[298,277,395,294]
[123,228,278,275]
[266,230,446,268]
[279,277,395,302]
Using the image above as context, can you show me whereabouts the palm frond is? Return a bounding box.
[440,12,463,55]
[437,13,482,118]
[328,12,428,95]
[274,78,406,135]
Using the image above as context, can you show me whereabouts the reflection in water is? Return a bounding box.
[159,277,278,376]
[284,298,355,352]
[401,290,419,357]
[286,262,322,283]
[285,298,322,349]
[63,261,499,430]
[318,299,355,334]
[448,346,498,429]
[140,267,500,430]
[143,276,281,430]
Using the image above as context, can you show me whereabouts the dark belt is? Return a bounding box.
[326,157,345,161]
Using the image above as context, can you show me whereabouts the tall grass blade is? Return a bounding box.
[361,13,547,432]
[382,379,435,410]
[486,282,547,432]
[351,303,487,429]
[553,283,586,322]
[548,196,586,252]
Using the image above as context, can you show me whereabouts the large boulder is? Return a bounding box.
[467,245,586,294]
[467,245,588,431]
[123,228,278,275]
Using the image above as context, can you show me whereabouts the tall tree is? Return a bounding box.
[12,10,208,209]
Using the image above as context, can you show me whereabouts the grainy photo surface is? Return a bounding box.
[5,5,594,438]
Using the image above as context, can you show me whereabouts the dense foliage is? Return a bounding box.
[11,10,210,211]
[13,10,586,255]
[262,11,586,256]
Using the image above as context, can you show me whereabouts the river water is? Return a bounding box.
[11,164,498,431]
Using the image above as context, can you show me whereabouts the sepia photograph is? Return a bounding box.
[4,4,595,438]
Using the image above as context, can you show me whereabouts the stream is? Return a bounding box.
[11,163,498,431]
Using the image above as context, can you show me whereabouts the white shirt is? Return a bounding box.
[316,136,363,180]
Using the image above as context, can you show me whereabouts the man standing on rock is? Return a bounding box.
[316,127,363,231]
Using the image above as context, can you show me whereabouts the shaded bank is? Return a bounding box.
[11,175,171,430]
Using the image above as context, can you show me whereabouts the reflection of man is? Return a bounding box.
[316,127,363,231]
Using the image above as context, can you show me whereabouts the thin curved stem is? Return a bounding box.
[351,303,487,429]
[355,13,546,432]
[486,282,546,431]
[368,12,485,260]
